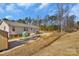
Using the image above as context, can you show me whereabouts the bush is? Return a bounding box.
[39,25,58,31]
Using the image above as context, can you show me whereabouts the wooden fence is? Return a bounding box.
[0,30,8,51]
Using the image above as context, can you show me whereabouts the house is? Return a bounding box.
[0,20,39,37]
[0,21,2,24]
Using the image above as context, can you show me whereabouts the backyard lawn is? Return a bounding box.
[0,31,62,56]
[33,31,79,56]
[1,31,79,56]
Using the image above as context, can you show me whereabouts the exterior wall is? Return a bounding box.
[0,21,39,35]
[9,26,28,35]
[9,26,39,35]
[0,30,8,51]
[0,21,9,33]
[28,27,39,33]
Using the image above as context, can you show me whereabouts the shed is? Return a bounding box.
[0,30,8,51]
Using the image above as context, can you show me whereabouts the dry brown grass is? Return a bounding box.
[33,31,79,56]
[0,31,63,56]
[2,31,79,56]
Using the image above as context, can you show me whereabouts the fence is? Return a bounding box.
[0,30,8,51]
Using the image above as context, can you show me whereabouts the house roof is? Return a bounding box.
[3,20,28,27]
[3,20,39,29]
[0,21,1,24]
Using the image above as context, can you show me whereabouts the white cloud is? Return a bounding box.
[17,3,31,6]
[0,8,4,13]
[35,3,49,12]
[38,3,49,10]
[17,3,34,10]
[5,15,13,19]
[69,4,79,16]
[69,4,79,21]
[48,9,57,16]
[6,4,22,14]
[6,4,15,12]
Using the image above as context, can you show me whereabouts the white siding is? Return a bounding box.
[0,21,39,35]
[0,21,9,32]
[9,26,28,34]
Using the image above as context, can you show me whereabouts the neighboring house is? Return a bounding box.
[0,21,2,25]
[0,21,39,36]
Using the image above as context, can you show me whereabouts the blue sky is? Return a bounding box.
[0,3,79,21]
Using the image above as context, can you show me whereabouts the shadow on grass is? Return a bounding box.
[30,32,66,55]
[41,33,66,49]
[8,41,24,49]
[8,35,40,49]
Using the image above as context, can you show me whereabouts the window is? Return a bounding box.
[24,27,26,31]
[12,27,15,31]
[24,27,28,31]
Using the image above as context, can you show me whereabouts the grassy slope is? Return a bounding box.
[0,31,63,56]
[33,31,79,56]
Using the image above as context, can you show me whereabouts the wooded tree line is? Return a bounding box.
[39,4,79,32]
[1,4,79,32]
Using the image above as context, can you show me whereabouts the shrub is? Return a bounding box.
[39,25,58,31]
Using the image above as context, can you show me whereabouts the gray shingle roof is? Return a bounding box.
[3,20,39,28]
[4,20,28,27]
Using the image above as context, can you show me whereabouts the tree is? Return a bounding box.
[2,18,9,21]
[48,15,57,25]
[56,3,74,32]
[76,21,79,29]
[35,16,41,26]
[65,15,76,32]
[24,17,30,24]
[17,19,25,23]
[77,21,79,26]
[56,3,64,32]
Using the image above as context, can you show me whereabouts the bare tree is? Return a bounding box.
[56,3,75,32]
[57,3,64,32]
[66,15,76,32]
